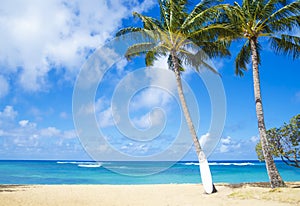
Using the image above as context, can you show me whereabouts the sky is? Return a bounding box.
[0,0,299,161]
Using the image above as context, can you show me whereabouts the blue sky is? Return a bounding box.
[0,0,299,161]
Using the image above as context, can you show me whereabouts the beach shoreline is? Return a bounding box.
[1,182,299,206]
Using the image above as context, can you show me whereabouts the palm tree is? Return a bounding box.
[116,0,230,193]
[222,0,300,188]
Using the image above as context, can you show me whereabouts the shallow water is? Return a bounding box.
[0,160,299,184]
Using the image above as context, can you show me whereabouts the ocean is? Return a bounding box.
[0,160,299,185]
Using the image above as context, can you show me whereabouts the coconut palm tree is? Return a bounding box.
[222,0,300,188]
[116,0,230,193]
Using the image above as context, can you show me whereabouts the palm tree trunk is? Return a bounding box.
[249,38,285,188]
[171,51,217,193]
[171,51,201,157]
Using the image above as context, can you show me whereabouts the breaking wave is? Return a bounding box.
[183,162,255,166]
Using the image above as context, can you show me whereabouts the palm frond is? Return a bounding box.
[145,44,169,66]
[201,40,231,59]
[235,40,251,76]
[125,42,156,60]
[222,4,248,35]
[158,0,170,31]
[258,0,281,20]
[177,49,218,74]
[182,0,217,29]
[188,24,234,43]
[116,0,232,76]
[169,0,188,31]
[133,12,163,32]
[269,14,300,32]
[270,34,300,59]
[264,0,300,28]
[116,27,143,37]
[145,51,157,67]
[252,1,262,24]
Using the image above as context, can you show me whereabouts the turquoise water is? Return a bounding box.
[0,160,299,184]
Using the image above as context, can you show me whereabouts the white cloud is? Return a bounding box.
[40,127,61,137]
[119,142,149,155]
[98,107,115,127]
[95,97,109,113]
[62,130,77,139]
[78,102,95,115]
[250,135,259,143]
[220,144,229,153]
[199,132,210,147]
[128,86,174,132]
[221,136,232,144]
[77,97,108,117]
[122,57,178,116]
[94,67,177,129]
[0,106,18,120]
[77,97,117,128]
[129,65,178,114]
[59,112,68,119]
[115,58,128,72]
[92,97,117,128]
[234,143,241,149]
[0,0,155,91]
[0,75,9,98]
[128,54,198,116]
[148,60,177,92]
[131,87,174,110]
[132,109,164,129]
[19,120,29,127]
[152,56,169,70]
[0,105,86,159]
[0,105,77,146]
[218,136,240,153]
[219,143,240,153]
[216,135,255,155]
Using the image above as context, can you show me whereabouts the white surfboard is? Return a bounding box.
[198,151,214,194]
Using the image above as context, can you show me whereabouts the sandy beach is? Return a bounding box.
[1,182,299,206]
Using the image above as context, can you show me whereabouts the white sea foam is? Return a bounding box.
[232,162,255,166]
[57,161,99,165]
[183,162,255,166]
[78,163,102,168]
[56,161,83,164]
[56,161,67,164]
[209,162,255,166]
[184,162,200,166]
[57,161,102,168]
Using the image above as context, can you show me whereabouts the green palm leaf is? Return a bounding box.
[222,0,299,188]
[235,41,251,76]
[270,34,300,59]
[125,42,157,60]
[115,0,231,194]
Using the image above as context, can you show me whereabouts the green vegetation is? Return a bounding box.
[222,0,300,187]
[116,0,300,189]
[116,0,231,193]
[256,114,300,168]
